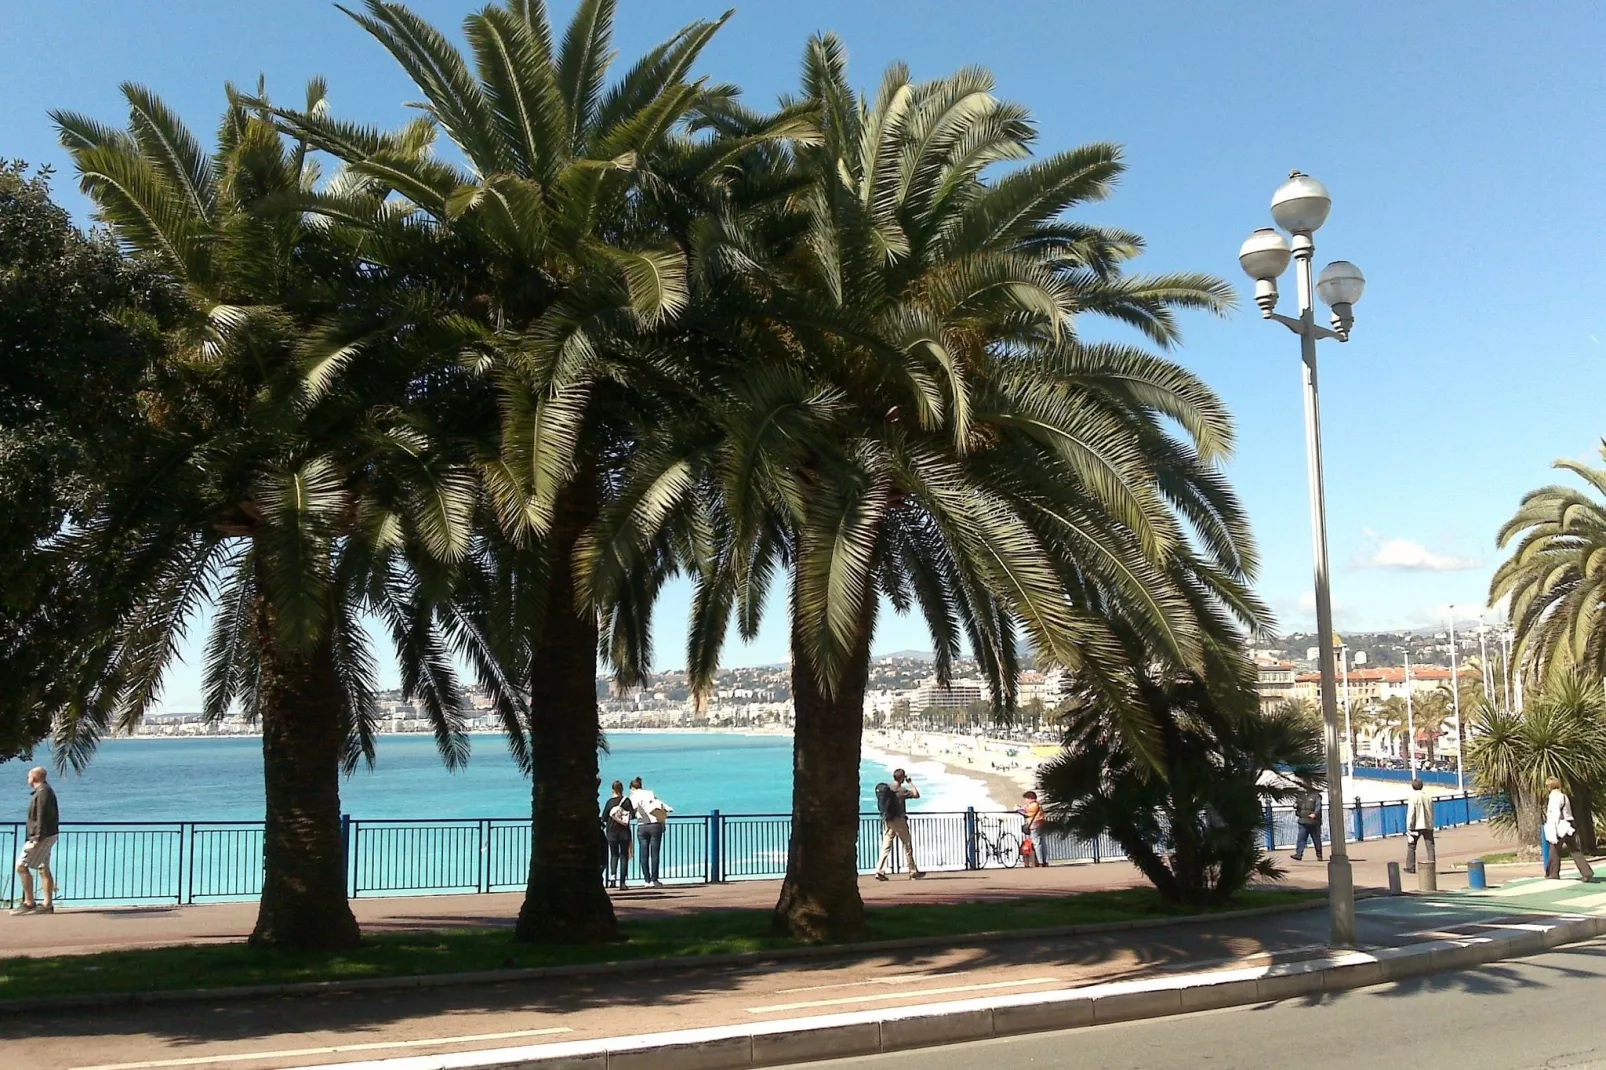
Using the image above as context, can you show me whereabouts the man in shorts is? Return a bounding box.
[13,766,59,915]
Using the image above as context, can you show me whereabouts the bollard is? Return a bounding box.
[1386,860,1402,895]
[1416,861,1438,892]
[1467,859,1487,890]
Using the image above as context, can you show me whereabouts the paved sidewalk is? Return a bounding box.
[0,824,1512,958]
[0,826,1556,1070]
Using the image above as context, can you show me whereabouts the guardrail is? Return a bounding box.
[1,792,1491,907]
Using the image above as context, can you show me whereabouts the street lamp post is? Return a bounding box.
[1239,171,1363,948]
[1403,647,1416,772]
[1340,643,1353,771]
[1448,606,1464,791]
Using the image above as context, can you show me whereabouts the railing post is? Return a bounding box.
[708,810,721,883]
[341,813,353,898]
[479,819,490,893]
[1264,801,1275,850]
[1354,796,1364,842]
[964,808,978,870]
[180,822,193,905]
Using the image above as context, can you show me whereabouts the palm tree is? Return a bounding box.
[1471,671,1606,854]
[49,84,501,948]
[1492,445,1606,682]
[1467,673,1606,855]
[266,0,795,942]
[1412,690,1454,762]
[680,42,1251,938]
[1041,642,1323,906]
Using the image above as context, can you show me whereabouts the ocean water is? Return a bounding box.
[2,731,986,825]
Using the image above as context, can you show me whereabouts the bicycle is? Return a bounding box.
[971,816,1022,868]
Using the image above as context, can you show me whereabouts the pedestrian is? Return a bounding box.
[1404,778,1436,874]
[13,766,59,916]
[1290,786,1323,861]
[602,780,634,890]
[1544,777,1596,882]
[629,777,672,887]
[874,768,924,880]
[1018,790,1048,867]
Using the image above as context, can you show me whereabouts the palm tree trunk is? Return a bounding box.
[773,566,875,940]
[515,476,616,944]
[1514,788,1544,859]
[1574,790,1598,854]
[249,595,361,951]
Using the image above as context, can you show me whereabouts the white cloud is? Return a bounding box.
[1352,538,1482,573]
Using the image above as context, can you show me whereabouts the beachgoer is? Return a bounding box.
[629,777,672,887]
[1404,778,1435,874]
[1544,777,1596,882]
[13,766,59,915]
[874,769,924,880]
[1290,787,1323,861]
[1019,791,1048,867]
[602,780,634,890]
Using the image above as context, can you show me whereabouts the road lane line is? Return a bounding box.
[67,1028,573,1070]
[747,976,1062,1014]
[771,974,948,995]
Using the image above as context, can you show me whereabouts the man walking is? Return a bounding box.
[13,766,59,915]
[1404,778,1436,874]
[1290,785,1323,862]
[874,769,924,880]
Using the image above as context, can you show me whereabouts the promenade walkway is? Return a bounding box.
[1,825,1564,1070]
[1,824,1512,959]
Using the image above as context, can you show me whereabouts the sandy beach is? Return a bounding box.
[863,729,1049,812]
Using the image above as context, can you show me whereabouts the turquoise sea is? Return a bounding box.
[3,732,942,824]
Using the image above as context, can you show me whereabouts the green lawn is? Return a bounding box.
[1478,851,1520,865]
[0,887,1319,1003]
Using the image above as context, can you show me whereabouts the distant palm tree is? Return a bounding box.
[1411,690,1454,762]
[1492,445,1606,682]
[51,83,497,948]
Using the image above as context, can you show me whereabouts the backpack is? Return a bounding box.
[876,783,905,821]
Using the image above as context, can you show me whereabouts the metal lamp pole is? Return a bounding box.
[1448,606,1464,790]
[1239,172,1364,948]
[1340,643,1353,772]
[1404,647,1416,771]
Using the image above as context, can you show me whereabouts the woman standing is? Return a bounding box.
[1545,777,1596,882]
[629,778,673,887]
[601,780,634,890]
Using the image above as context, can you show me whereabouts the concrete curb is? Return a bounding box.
[0,896,1331,1014]
[282,912,1606,1070]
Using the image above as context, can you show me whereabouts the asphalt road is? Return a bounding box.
[795,937,1606,1070]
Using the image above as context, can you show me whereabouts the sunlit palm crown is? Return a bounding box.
[48,81,509,769]
[662,36,1266,745]
[1492,444,1606,681]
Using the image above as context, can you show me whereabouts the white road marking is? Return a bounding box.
[771,973,947,995]
[747,976,1063,1014]
[67,1028,573,1070]
[1480,879,1560,898]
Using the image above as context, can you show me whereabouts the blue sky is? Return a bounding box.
[5,1,1604,704]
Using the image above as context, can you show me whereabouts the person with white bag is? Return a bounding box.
[1544,777,1596,882]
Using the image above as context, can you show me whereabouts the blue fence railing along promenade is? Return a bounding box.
[1,792,1492,908]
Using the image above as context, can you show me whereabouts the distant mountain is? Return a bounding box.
[873,649,937,661]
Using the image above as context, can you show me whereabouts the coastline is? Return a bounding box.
[863,730,1048,813]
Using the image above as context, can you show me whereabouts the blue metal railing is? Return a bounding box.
[0,792,1490,907]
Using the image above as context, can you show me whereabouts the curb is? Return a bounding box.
[0,896,1330,1014]
[285,912,1606,1070]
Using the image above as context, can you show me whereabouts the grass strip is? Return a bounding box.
[0,886,1320,1002]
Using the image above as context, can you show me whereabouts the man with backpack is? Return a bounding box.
[874,768,924,881]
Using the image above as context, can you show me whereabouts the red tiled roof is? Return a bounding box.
[1293,666,1470,684]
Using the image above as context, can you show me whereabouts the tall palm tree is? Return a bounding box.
[1492,445,1606,683]
[679,41,1252,939]
[1411,690,1453,761]
[49,84,502,948]
[266,0,801,942]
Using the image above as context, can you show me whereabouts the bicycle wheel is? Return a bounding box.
[997,832,1021,868]
[971,832,994,868]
